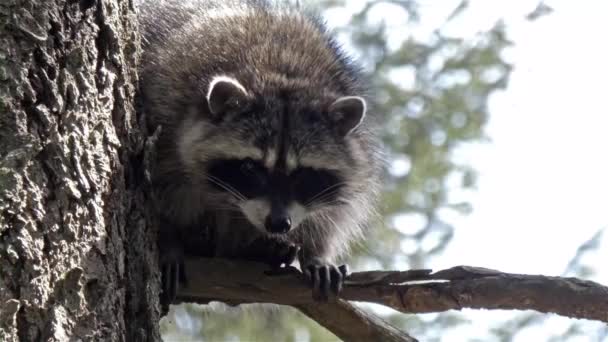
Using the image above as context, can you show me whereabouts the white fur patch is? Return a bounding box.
[286,151,299,172]
[178,120,263,167]
[178,118,206,169]
[287,202,307,229]
[239,200,309,232]
[298,155,345,171]
[204,140,263,161]
[239,199,271,231]
[264,148,278,169]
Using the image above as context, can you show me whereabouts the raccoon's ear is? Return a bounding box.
[206,76,249,116]
[328,96,367,136]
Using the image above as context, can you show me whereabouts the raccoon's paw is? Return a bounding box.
[267,238,300,268]
[303,262,349,302]
[247,236,300,268]
[160,246,186,312]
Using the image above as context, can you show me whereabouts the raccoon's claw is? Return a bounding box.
[304,263,349,302]
[160,247,186,312]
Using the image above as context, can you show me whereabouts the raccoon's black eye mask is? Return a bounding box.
[206,158,343,205]
[206,158,267,198]
[290,167,342,206]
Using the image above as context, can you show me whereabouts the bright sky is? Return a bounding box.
[328,0,608,341]
[426,0,608,279]
[437,1,608,340]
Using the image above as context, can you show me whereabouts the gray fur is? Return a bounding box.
[138,0,383,265]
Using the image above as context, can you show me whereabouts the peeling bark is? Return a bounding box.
[0,0,158,341]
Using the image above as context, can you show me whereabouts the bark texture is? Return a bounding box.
[0,0,158,341]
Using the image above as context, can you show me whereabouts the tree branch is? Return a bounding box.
[175,258,608,341]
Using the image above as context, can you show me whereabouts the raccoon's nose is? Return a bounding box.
[265,214,292,234]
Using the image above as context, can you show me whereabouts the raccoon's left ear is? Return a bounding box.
[206,75,249,116]
[328,96,367,136]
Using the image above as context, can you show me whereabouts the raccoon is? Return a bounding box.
[138,0,383,304]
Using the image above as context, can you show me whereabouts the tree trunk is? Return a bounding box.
[0,0,159,341]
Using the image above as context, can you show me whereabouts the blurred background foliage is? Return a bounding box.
[160,1,605,341]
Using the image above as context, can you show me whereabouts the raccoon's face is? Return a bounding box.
[179,75,367,234]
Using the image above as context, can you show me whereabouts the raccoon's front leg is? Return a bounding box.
[300,249,349,302]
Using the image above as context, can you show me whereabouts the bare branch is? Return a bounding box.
[175,258,608,341]
[296,302,416,342]
[176,259,417,341]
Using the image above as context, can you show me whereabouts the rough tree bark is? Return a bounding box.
[0,0,159,341]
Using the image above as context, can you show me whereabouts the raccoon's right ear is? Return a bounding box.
[206,76,249,116]
[328,96,367,136]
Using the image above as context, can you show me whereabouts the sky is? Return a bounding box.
[437,1,608,339]
[329,0,608,341]
[425,0,608,280]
